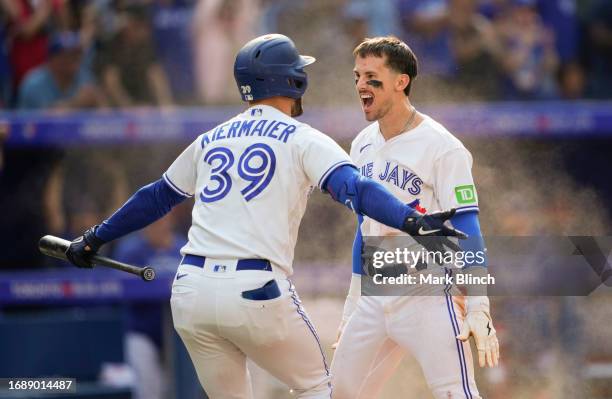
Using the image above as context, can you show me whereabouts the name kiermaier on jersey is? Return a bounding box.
[201,117,298,150]
[372,273,496,286]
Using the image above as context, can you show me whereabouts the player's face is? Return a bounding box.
[354,55,404,122]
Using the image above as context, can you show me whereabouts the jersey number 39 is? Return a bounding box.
[200,144,276,203]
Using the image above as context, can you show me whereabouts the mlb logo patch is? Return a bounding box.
[251,108,262,117]
[213,264,227,273]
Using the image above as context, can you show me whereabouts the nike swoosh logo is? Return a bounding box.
[487,321,492,335]
[176,273,188,280]
[418,227,441,235]
[359,144,372,153]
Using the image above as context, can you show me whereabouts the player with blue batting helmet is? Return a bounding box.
[234,34,316,110]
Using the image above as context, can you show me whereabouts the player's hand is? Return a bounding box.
[457,311,499,367]
[65,226,104,268]
[332,323,344,350]
[331,319,348,350]
[402,209,467,253]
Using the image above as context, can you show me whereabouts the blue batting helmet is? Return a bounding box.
[234,34,316,102]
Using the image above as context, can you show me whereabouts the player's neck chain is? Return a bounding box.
[381,106,417,139]
[402,106,417,133]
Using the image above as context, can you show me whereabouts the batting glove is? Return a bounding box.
[402,209,467,254]
[65,226,105,269]
[457,297,500,368]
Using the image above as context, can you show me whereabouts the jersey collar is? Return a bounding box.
[243,104,288,120]
[376,115,428,144]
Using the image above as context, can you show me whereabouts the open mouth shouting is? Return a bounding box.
[360,91,374,112]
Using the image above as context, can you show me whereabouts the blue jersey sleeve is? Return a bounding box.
[451,211,487,268]
[95,178,187,243]
[324,165,417,230]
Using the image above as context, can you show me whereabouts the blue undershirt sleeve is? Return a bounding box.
[450,211,487,268]
[95,178,188,243]
[324,164,417,231]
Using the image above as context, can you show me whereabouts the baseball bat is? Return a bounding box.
[38,235,156,281]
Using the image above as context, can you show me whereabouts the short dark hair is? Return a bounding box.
[353,36,418,96]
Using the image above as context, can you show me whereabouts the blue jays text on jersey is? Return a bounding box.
[360,161,423,195]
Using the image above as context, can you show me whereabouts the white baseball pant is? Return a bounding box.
[331,294,481,399]
[170,258,331,399]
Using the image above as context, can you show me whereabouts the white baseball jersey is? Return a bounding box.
[350,114,479,237]
[163,104,352,275]
[331,114,483,399]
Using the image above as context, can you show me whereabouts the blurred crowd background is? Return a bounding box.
[1,0,612,398]
[0,0,611,109]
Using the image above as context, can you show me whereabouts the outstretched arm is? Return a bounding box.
[325,165,415,230]
[323,165,466,246]
[95,178,188,242]
[65,178,188,268]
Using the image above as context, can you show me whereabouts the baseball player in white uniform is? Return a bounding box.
[64,34,467,398]
[331,36,500,399]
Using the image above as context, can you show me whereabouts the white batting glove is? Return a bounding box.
[332,274,361,350]
[456,296,500,368]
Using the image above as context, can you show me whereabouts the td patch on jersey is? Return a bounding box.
[454,184,477,204]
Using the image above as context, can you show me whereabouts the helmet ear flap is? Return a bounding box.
[287,78,304,89]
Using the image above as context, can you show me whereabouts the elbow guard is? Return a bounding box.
[325,165,363,213]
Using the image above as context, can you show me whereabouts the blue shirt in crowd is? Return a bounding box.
[17,65,93,109]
